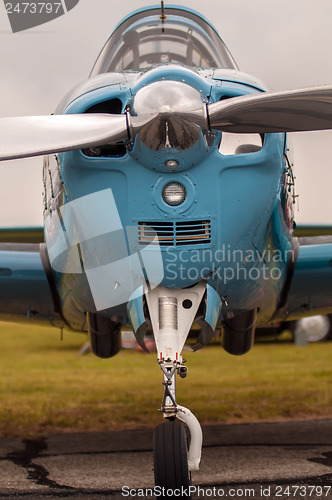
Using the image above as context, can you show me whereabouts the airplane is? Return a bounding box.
[1,2,332,495]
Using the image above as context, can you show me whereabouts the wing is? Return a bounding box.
[276,238,332,321]
[294,225,332,237]
[0,242,64,326]
[0,226,44,243]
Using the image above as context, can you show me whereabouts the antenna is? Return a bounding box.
[160,1,166,32]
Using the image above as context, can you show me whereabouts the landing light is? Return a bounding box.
[162,182,186,206]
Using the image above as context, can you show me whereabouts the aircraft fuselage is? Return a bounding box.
[43,65,296,331]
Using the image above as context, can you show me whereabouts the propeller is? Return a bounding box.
[1,83,332,161]
[207,84,332,134]
[0,114,132,161]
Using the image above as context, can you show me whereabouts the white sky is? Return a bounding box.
[0,0,331,226]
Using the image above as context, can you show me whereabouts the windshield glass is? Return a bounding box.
[91,7,237,75]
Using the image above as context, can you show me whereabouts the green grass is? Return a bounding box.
[0,322,331,437]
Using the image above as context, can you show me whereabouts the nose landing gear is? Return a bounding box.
[153,358,203,497]
[144,283,206,497]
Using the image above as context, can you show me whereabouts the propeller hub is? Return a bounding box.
[131,81,206,152]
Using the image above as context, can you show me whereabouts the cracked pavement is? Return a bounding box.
[0,419,331,499]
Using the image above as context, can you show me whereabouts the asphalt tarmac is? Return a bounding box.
[0,419,331,499]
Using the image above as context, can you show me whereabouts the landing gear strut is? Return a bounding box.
[153,357,203,497]
[144,283,206,497]
[127,280,221,494]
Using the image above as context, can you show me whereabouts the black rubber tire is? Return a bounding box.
[87,313,121,358]
[153,420,191,498]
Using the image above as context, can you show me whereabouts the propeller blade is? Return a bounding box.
[208,85,332,133]
[0,114,130,161]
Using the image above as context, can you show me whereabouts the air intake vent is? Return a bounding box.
[138,220,211,247]
[138,222,174,246]
[175,220,211,245]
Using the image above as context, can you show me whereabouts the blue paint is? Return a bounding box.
[127,286,145,335]
[277,243,332,320]
[40,5,301,330]
[0,250,60,325]
[204,284,222,330]
[3,4,329,342]
[49,65,294,325]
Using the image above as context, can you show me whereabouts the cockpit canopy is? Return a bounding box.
[91,6,237,75]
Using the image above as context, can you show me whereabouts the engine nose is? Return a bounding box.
[129,80,211,171]
[132,80,207,151]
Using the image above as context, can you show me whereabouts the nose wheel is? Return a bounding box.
[153,420,191,496]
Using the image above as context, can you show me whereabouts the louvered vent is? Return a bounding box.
[175,220,211,245]
[138,220,211,246]
[138,222,173,246]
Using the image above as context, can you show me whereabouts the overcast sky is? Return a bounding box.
[0,0,331,226]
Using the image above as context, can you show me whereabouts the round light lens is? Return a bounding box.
[162,182,187,206]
